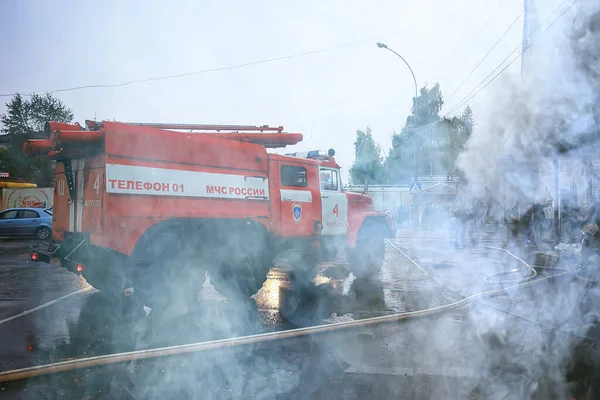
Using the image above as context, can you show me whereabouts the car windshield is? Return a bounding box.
[1,2,600,399]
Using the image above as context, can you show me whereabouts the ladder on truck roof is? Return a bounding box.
[91,121,303,148]
[119,122,284,133]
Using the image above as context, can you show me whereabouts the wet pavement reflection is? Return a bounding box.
[0,241,456,378]
[4,237,593,399]
[39,263,391,364]
[0,244,433,374]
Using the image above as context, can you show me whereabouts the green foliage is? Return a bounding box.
[349,127,387,185]
[386,83,472,183]
[0,93,73,184]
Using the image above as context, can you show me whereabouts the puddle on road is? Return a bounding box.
[5,250,440,370]
[196,260,392,330]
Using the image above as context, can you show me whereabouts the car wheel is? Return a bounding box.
[35,226,51,240]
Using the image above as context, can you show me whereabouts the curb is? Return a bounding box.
[0,244,42,256]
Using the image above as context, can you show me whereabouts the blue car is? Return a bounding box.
[0,207,53,240]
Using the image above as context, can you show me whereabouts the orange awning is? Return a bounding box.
[0,182,38,188]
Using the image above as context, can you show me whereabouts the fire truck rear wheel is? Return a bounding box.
[129,225,210,311]
[347,230,385,280]
[134,253,208,313]
[207,223,274,303]
[209,249,274,302]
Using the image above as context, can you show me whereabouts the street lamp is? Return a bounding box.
[376,42,419,183]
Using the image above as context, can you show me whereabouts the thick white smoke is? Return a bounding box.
[447,2,600,398]
[457,2,600,212]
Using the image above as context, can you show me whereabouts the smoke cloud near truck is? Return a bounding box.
[3,2,600,399]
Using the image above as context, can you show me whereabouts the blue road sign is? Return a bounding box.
[409,182,422,195]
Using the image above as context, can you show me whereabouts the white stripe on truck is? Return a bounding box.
[105,164,270,200]
[69,160,76,232]
[76,159,85,232]
[279,189,312,203]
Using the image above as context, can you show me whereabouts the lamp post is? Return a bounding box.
[376,42,419,183]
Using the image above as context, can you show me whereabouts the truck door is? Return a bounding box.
[319,168,348,235]
[277,163,320,237]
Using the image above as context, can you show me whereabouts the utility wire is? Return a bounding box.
[0,9,474,98]
[433,0,502,81]
[444,8,525,105]
[444,0,572,116]
[444,0,577,117]
[386,3,517,141]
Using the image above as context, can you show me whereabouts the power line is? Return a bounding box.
[444,8,525,105]
[384,4,517,141]
[444,0,577,116]
[433,0,502,80]
[400,0,574,137]
[0,9,474,98]
[446,0,578,117]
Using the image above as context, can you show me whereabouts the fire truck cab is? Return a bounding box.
[25,121,394,309]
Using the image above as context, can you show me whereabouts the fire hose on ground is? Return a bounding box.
[0,243,574,384]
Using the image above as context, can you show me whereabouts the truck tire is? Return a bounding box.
[319,236,346,263]
[319,243,339,263]
[280,252,320,322]
[208,223,274,303]
[347,227,385,280]
[209,252,273,302]
[130,224,209,313]
[130,252,209,318]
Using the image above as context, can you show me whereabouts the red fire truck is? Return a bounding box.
[25,121,394,308]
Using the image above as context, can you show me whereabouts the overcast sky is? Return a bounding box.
[0,0,528,180]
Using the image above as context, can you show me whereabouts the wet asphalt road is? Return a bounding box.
[0,230,598,399]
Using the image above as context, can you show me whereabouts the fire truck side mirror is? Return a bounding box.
[328,148,335,157]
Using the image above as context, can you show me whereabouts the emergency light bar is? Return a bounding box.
[285,149,335,159]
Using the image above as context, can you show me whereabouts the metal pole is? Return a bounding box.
[376,43,419,182]
[554,158,560,241]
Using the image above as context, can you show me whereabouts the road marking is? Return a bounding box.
[345,365,478,379]
[0,288,89,325]
[385,239,429,276]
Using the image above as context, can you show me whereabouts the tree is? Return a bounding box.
[386,83,472,183]
[0,93,73,184]
[436,106,473,178]
[349,127,387,185]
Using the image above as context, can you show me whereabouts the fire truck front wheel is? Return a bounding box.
[347,226,385,280]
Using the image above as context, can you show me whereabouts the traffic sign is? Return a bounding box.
[409,182,421,194]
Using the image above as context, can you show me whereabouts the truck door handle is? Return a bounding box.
[322,195,329,199]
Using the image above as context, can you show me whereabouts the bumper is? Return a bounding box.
[29,249,85,274]
[28,232,91,274]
